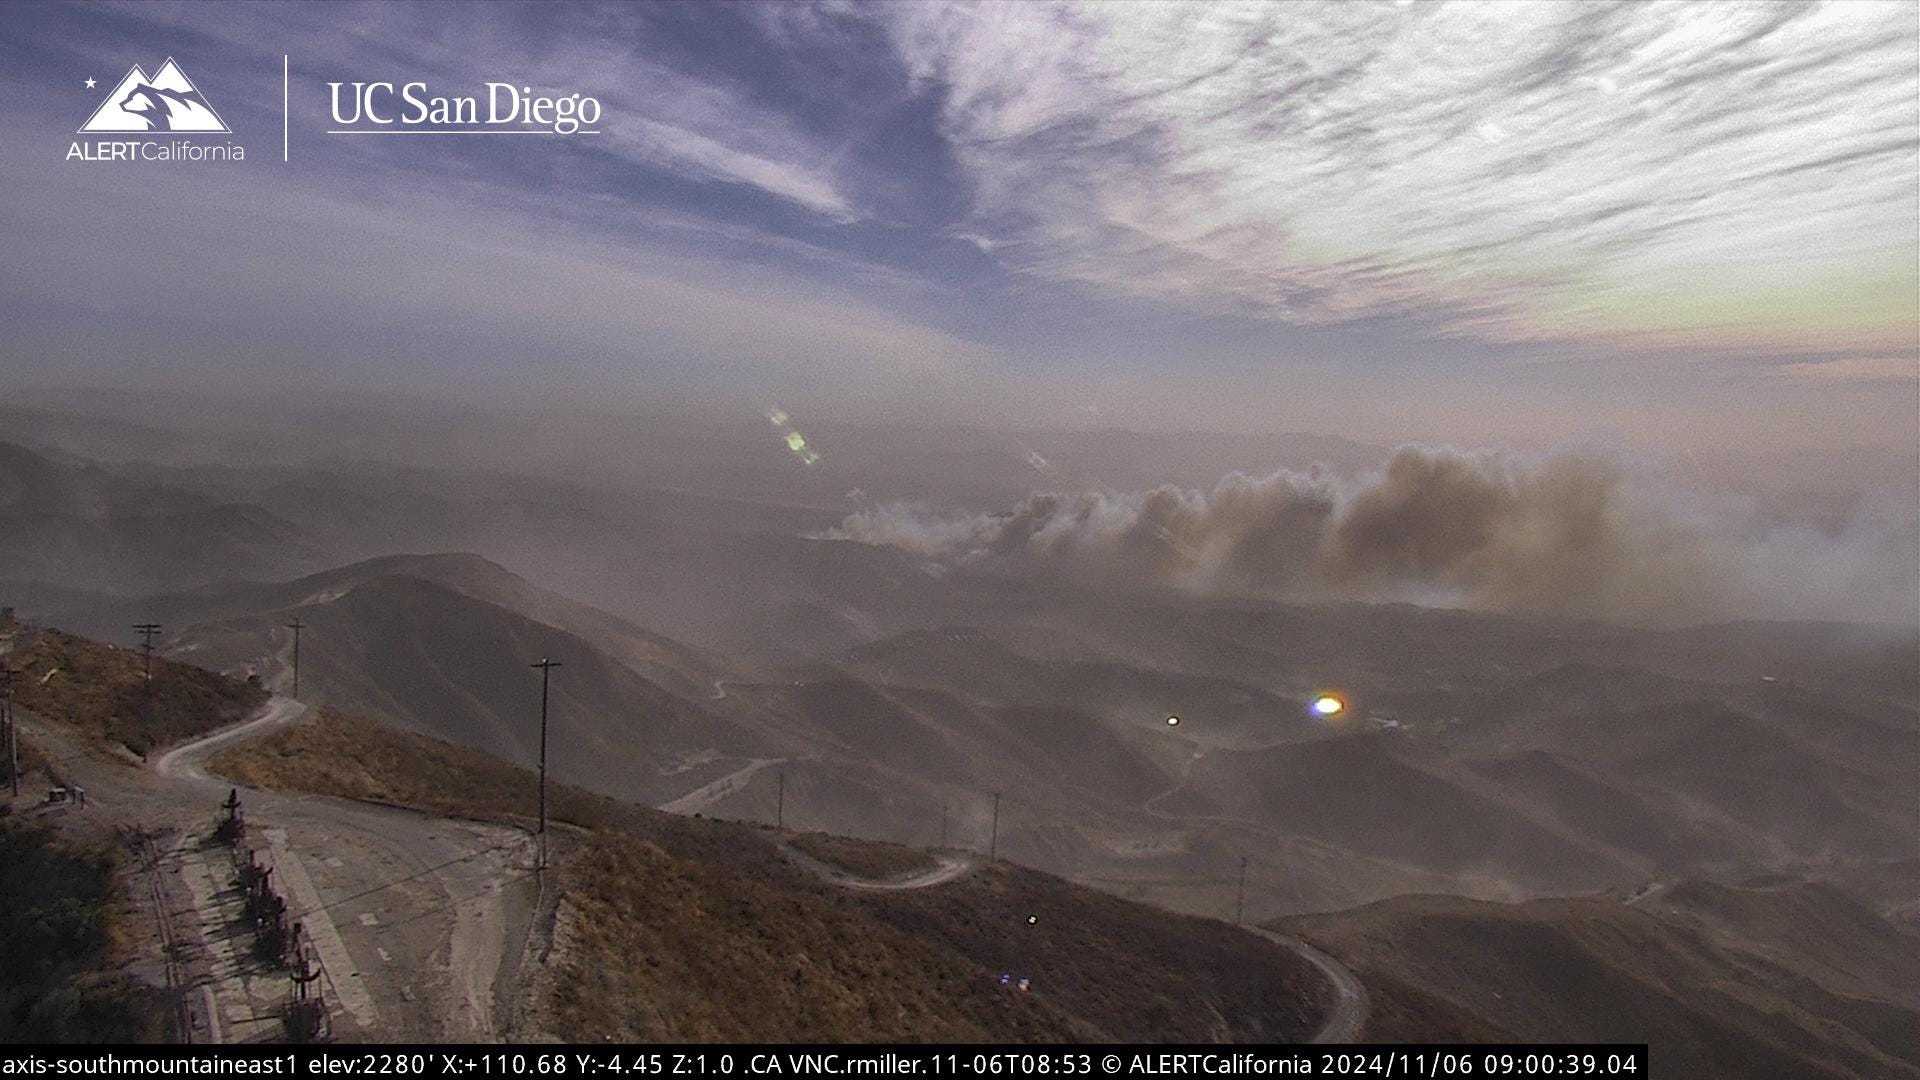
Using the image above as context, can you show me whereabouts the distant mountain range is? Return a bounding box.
[0,441,332,594]
[1286,875,1920,1077]
[4,434,1913,933]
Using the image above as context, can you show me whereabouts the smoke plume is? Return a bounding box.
[824,446,1916,625]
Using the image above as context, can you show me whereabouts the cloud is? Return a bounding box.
[608,117,855,220]
[875,1,1919,347]
[825,445,1918,625]
[7,0,1915,450]
[1779,354,1920,383]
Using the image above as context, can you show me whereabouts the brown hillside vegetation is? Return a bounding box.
[0,821,174,1042]
[182,573,757,804]
[846,862,1330,1042]
[1172,734,1623,891]
[553,834,1085,1041]
[1285,891,1920,1079]
[1653,878,1920,1009]
[213,709,1330,1042]
[208,707,633,831]
[788,831,936,880]
[0,620,266,756]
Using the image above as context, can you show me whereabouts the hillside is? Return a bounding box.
[1651,878,1920,1008]
[1166,733,1627,892]
[9,530,1912,955]
[0,618,266,756]
[0,441,330,595]
[28,552,725,699]
[184,573,759,803]
[0,821,175,1042]
[814,602,1917,917]
[210,708,1333,1042]
[1285,890,1920,1078]
[1466,749,1739,871]
[844,627,1315,744]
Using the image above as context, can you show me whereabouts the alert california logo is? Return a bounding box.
[69,57,245,162]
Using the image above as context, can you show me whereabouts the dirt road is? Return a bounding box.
[16,700,536,1043]
[659,756,786,815]
[774,832,1363,1042]
[1139,748,1372,1043]
[774,838,977,891]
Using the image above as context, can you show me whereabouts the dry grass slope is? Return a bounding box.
[1285,892,1920,1079]
[209,707,634,831]
[788,832,936,880]
[0,821,175,1043]
[213,709,1331,1043]
[553,834,1081,1041]
[0,620,267,756]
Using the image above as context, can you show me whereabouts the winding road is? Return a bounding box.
[658,756,786,815]
[772,831,1366,1043]
[17,697,534,1043]
[1136,743,1373,1043]
[1254,930,1370,1043]
[774,838,978,892]
[154,696,310,783]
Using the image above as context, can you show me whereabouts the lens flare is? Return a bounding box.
[1311,694,1345,717]
[766,404,822,465]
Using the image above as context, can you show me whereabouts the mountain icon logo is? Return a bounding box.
[79,58,230,134]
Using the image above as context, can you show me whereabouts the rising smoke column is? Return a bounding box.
[824,446,1908,625]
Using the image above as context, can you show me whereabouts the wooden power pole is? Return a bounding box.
[285,618,305,699]
[132,623,162,682]
[531,657,562,871]
[1235,856,1249,925]
[1,668,16,798]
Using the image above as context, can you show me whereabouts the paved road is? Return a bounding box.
[17,700,535,1043]
[1251,929,1370,1043]
[154,696,308,783]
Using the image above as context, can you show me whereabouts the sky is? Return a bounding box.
[1,0,1915,457]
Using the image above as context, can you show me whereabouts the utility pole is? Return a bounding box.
[2,668,17,798]
[132,623,161,740]
[1235,856,1249,925]
[530,657,561,872]
[776,770,786,830]
[132,623,162,682]
[285,619,305,699]
[988,791,1001,861]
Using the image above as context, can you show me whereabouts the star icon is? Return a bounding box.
[84,77,97,89]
